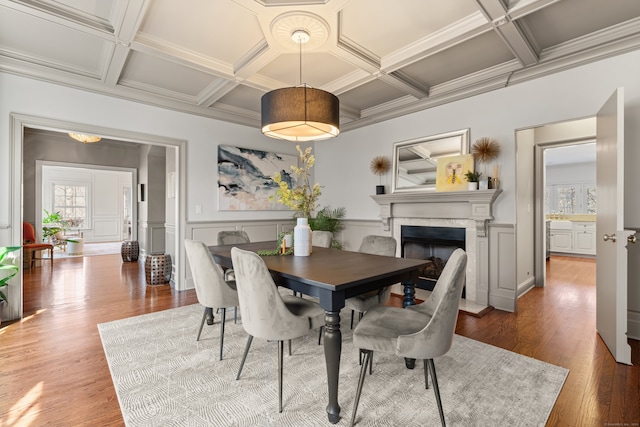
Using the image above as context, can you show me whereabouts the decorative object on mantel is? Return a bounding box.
[471,137,500,189]
[392,128,470,193]
[370,155,391,194]
[435,154,475,192]
[464,170,482,190]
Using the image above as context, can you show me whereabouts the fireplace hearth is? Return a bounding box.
[401,225,465,292]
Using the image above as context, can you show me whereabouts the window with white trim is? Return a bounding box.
[53,184,88,228]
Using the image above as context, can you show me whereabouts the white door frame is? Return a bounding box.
[9,113,187,320]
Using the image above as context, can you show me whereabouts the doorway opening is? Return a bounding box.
[9,113,186,321]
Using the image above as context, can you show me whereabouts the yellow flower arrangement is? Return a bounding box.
[270,145,322,219]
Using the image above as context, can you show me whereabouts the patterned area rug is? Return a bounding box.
[98,303,568,426]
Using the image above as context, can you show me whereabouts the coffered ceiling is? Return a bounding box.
[2,0,640,135]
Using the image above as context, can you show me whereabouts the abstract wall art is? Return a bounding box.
[217,145,297,210]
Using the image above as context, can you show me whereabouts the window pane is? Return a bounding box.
[586,186,597,214]
[556,186,576,214]
[52,184,88,229]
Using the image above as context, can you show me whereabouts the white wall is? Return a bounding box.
[547,162,596,186]
[42,166,131,242]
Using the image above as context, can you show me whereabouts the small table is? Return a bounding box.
[210,241,427,423]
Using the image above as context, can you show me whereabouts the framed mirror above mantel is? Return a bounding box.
[391,128,470,193]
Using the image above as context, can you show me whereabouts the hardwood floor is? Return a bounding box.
[1,254,638,426]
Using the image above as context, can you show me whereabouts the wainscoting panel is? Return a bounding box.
[150,222,166,253]
[91,218,120,241]
[340,220,383,252]
[489,224,516,312]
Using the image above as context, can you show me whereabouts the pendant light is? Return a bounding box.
[261,29,339,142]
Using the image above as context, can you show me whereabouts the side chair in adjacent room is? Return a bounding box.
[345,235,397,328]
[349,248,467,427]
[184,239,239,361]
[231,247,325,413]
[22,221,54,269]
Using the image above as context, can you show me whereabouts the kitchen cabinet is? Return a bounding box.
[573,222,596,255]
[549,221,595,255]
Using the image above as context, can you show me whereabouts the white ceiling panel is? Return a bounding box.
[121,51,217,97]
[340,0,479,58]
[0,5,109,74]
[138,0,265,65]
[401,30,515,88]
[1,0,639,134]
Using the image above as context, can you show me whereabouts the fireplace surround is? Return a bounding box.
[371,189,502,307]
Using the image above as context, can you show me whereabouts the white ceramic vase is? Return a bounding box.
[294,218,311,256]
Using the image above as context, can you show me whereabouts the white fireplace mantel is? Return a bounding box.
[371,189,502,237]
[371,189,503,309]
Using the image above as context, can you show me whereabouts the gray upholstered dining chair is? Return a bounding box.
[345,235,397,328]
[217,230,250,245]
[311,230,333,248]
[184,239,240,361]
[349,248,467,427]
[216,230,250,284]
[231,247,325,413]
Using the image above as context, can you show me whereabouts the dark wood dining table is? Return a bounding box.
[210,241,428,424]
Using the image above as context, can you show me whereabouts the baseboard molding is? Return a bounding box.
[517,277,535,298]
[489,293,516,313]
[628,310,640,341]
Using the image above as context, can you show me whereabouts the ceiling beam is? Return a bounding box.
[476,0,539,66]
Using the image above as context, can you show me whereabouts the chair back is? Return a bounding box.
[231,247,312,341]
[358,235,396,257]
[184,239,238,309]
[23,222,37,243]
[312,230,333,248]
[397,248,467,360]
[217,230,250,245]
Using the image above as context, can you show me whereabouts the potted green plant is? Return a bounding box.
[0,246,21,323]
[464,170,482,190]
[42,209,68,243]
[309,206,346,249]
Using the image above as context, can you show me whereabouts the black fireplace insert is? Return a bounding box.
[400,225,465,293]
